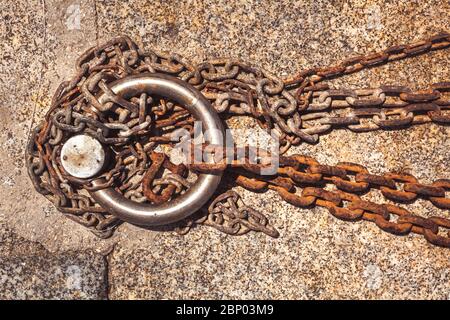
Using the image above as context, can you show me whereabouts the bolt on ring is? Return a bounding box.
[61,73,224,226]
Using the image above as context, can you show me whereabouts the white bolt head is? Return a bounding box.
[61,135,105,179]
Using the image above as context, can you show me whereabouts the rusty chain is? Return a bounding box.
[186,144,450,247]
[25,33,450,247]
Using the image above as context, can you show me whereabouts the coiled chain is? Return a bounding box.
[26,33,450,247]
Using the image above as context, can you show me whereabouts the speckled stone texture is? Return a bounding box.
[0,221,108,299]
[0,0,449,299]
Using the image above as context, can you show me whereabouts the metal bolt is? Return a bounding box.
[60,135,105,178]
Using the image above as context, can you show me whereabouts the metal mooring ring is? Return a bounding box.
[86,73,224,226]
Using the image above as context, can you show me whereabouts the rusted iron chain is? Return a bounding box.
[25,33,450,247]
[185,143,450,247]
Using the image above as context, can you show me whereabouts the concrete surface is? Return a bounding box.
[0,220,108,299]
[0,0,449,299]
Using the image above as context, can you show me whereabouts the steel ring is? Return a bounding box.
[89,73,224,226]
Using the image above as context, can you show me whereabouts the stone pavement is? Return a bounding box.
[0,0,449,299]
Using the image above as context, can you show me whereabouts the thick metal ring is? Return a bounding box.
[89,73,224,226]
